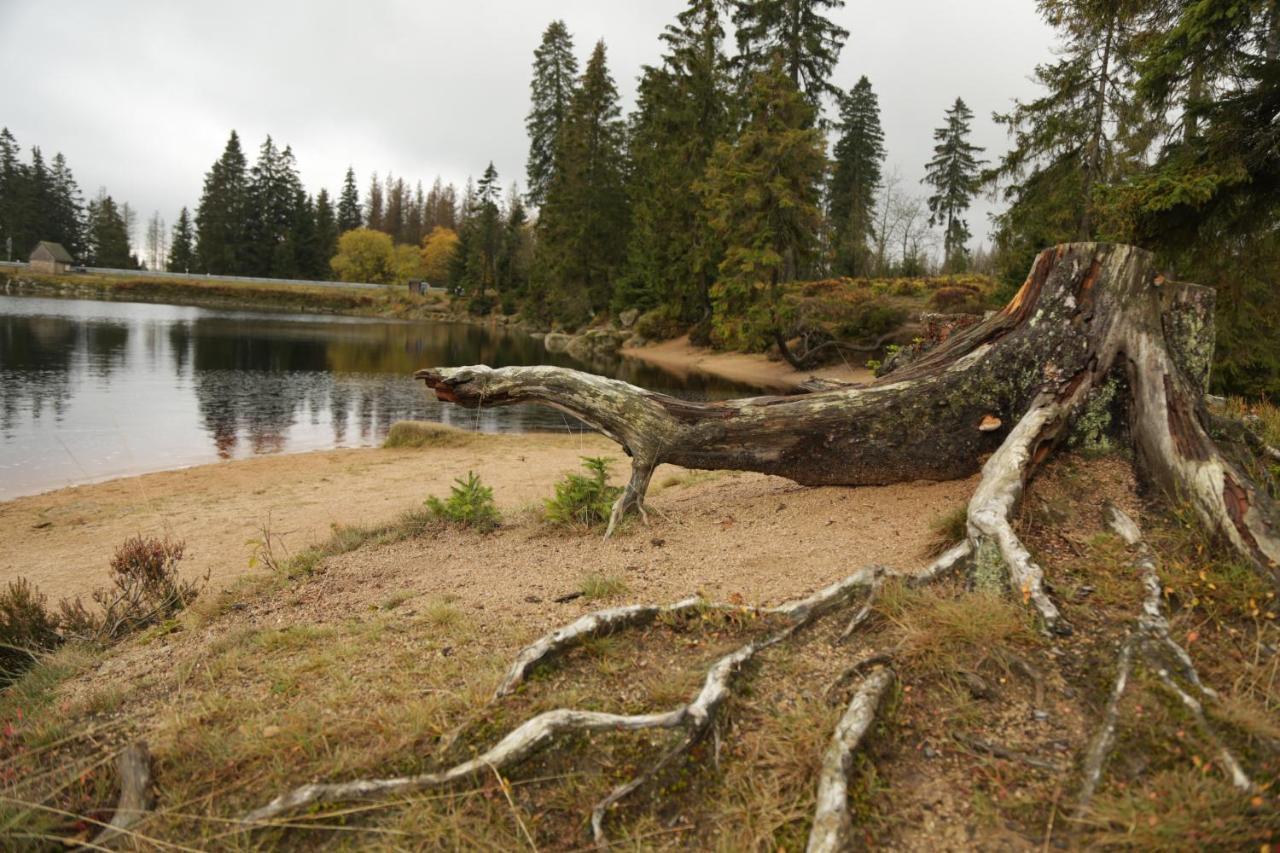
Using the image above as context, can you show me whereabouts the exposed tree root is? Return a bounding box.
[807,666,896,853]
[84,741,153,850]
[965,395,1078,633]
[1074,506,1255,818]
[495,596,705,698]
[950,732,1065,772]
[241,567,889,842]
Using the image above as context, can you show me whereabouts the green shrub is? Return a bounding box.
[0,578,62,684]
[835,299,907,340]
[426,471,501,531]
[467,294,496,316]
[545,457,624,530]
[634,305,687,341]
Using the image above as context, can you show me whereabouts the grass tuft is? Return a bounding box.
[579,573,630,600]
[925,505,969,557]
[383,421,477,449]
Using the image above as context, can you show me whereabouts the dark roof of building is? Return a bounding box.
[32,241,74,263]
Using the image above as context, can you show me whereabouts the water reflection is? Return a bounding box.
[0,295,753,498]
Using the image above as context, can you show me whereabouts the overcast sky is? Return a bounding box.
[1,0,1054,249]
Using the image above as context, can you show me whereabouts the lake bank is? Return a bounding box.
[621,334,874,391]
[0,427,974,605]
[3,271,881,395]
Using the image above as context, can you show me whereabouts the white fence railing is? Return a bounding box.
[0,261,438,293]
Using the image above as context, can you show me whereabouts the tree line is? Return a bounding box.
[1,0,1276,393]
[480,0,1276,393]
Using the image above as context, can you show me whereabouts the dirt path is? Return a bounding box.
[0,430,973,606]
[621,335,873,391]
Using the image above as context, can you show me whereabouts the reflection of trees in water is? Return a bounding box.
[0,312,132,433]
[0,314,78,433]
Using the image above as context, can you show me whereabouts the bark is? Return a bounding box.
[416,243,1280,592]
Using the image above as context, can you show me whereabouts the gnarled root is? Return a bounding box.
[807,666,896,853]
[1075,506,1254,817]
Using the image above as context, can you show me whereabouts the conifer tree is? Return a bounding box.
[286,190,318,280]
[525,20,579,208]
[732,0,848,116]
[337,167,361,233]
[923,97,985,270]
[314,188,338,274]
[987,0,1150,279]
[828,75,885,275]
[534,39,630,321]
[48,152,84,257]
[497,184,531,304]
[244,137,304,277]
[0,128,19,259]
[85,191,131,268]
[459,162,503,301]
[618,0,735,321]
[699,55,825,349]
[195,130,249,274]
[365,172,384,231]
[168,207,196,272]
[408,181,426,245]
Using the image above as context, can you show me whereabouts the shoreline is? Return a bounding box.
[621,335,873,391]
[0,428,974,608]
[5,272,872,393]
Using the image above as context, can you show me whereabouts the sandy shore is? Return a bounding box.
[621,335,873,391]
[0,430,973,606]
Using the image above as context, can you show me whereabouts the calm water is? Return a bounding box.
[0,295,752,499]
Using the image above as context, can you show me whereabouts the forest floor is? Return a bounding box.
[3,425,1277,849]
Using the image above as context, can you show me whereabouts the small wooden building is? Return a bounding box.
[29,241,74,274]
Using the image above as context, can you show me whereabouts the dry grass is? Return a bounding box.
[579,573,630,600]
[925,505,969,557]
[875,580,1040,675]
[4,449,1279,849]
[382,421,478,450]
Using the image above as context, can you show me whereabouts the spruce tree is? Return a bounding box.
[618,0,734,320]
[48,153,84,257]
[244,137,304,277]
[195,130,249,274]
[923,97,985,270]
[525,20,579,208]
[85,191,131,268]
[497,185,531,304]
[169,207,196,272]
[337,167,361,233]
[732,0,848,116]
[698,55,825,349]
[988,0,1150,279]
[0,128,19,259]
[534,39,630,321]
[828,75,885,276]
[473,163,503,298]
[314,188,338,274]
[365,172,384,231]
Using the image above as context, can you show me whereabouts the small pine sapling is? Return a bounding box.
[545,457,624,530]
[426,471,501,532]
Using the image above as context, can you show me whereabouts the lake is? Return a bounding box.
[0,295,753,500]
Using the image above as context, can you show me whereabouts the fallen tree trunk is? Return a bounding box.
[416,243,1279,598]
